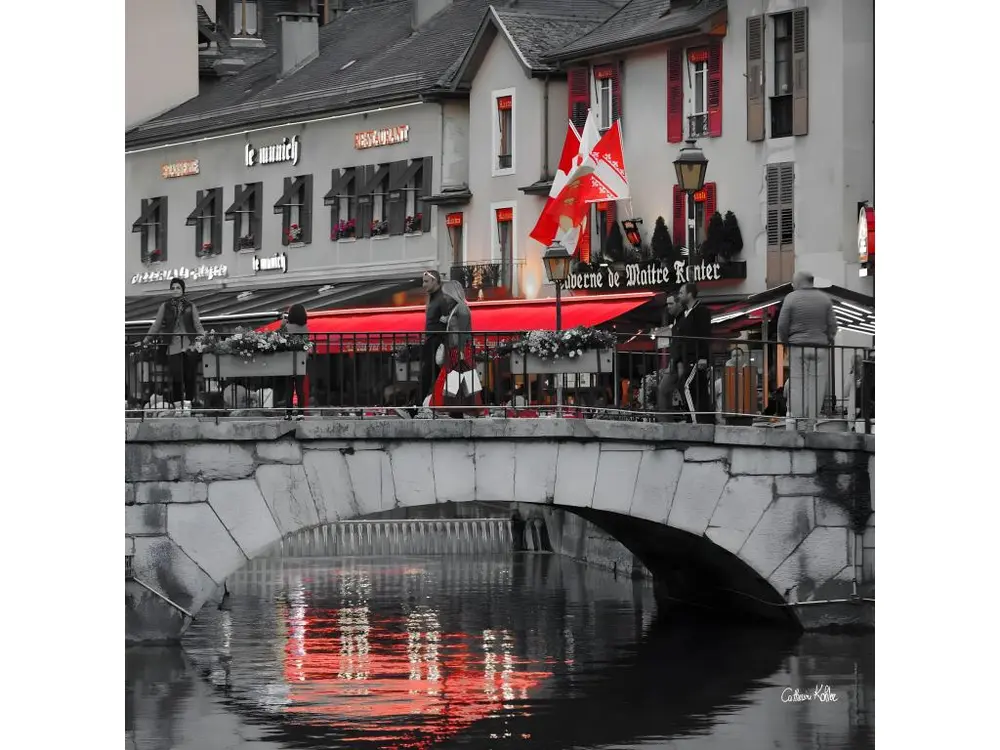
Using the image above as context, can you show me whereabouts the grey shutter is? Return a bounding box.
[387,161,406,235]
[357,165,374,238]
[279,177,293,246]
[300,174,314,244]
[765,163,796,286]
[420,156,433,232]
[249,183,262,249]
[746,15,765,142]
[210,188,223,254]
[158,198,168,263]
[791,8,809,136]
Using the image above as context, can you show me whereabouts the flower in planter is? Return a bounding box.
[239,234,256,250]
[500,326,617,360]
[332,218,356,240]
[404,213,424,234]
[287,223,303,243]
[370,220,389,236]
[195,327,313,361]
[147,248,162,263]
[201,241,213,254]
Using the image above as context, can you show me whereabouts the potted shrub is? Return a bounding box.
[197,327,312,379]
[504,327,616,374]
[700,211,725,262]
[721,211,744,260]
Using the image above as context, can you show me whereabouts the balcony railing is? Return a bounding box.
[125,331,874,432]
[688,113,708,138]
[449,260,524,292]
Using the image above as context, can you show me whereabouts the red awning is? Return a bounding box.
[263,292,657,353]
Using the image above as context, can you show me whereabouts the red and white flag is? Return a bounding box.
[583,121,630,204]
[529,121,581,248]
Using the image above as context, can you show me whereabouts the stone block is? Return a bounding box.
[512,442,558,505]
[133,482,208,504]
[208,480,282,559]
[126,504,167,535]
[684,446,729,463]
[739,496,815,579]
[125,444,184,482]
[474,441,517,503]
[131,536,217,614]
[126,484,135,506]
[553,443,600,508]
[166,503,248,585]
[729,448,792,475]
[593,449,643,515]
[183,444,256,481]
[862,524,875,549]
[791,452,817,475]
[869,454,875,512]
[256,440,303,464]
[125,422,140,441]
[431,443,476,504]
[802,431,867,452]
[862,434,875,453]
[255,464,321,535]
[628,449,684,523]
[775,476,821,496]
[814,498,851,527]
[862,546,874,583]
[667,461,729,536]
[302,450,360,521]
[707,476,775,553]
[713,425,766,447]
[201,421,297,442]
[343,449,396,515]
[389,442,437,508]
[763,430,806,449]
[768,527,850,602]
[130,420,203,442]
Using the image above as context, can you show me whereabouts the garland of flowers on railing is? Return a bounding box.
[194,327,313,361]
[496,327,617,360]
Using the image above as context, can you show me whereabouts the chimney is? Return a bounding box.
[412,0,453,31]
[277,12,319,76]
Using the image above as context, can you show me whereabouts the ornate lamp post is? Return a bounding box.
[542,240,572,331]
[542,240,573,413]
[673,140,709,254]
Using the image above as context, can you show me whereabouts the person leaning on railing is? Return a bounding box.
[142,277,205,406]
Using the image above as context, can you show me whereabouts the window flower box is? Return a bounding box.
[287,223,302,243]
[203,351,307,379]
[510,348,614,374]
[332,219,356,241]
[404,213,423,234]
[146,249,162,264]
[370,220,389,237]
[238,235,256,251]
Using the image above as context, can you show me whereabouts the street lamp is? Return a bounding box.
[673,139,709,255]
[543,239,572,414]
[542,240,572,331]
[673,139,709,193]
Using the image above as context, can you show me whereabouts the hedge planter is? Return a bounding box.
[510,349,614,375]
[202,352,307,379]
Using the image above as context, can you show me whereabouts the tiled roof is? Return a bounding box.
[544,0,726,62]
[494,10,606,71]
[126,0,494,148]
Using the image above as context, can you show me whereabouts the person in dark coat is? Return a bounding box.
[143,277,205,405]
[674,282,713,423]
[656,294,685,422]
[421,270,457,395]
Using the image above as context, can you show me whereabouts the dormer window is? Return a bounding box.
[233,0,259,37]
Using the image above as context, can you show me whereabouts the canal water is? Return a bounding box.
[126,555,874,750]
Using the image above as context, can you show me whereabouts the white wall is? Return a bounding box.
[126,0,200,129]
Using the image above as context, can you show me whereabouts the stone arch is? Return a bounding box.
[126,419,874,640]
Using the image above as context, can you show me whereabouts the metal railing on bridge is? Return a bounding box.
[125,330,874,432]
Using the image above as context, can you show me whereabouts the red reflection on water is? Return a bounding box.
[280,604,552,749]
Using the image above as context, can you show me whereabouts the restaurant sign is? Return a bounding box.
[354,125,410,150]
[161,159,199,179]
[245,136,301,167]
[253,252,288,274]
[565,259,736,292]
[130,264,228,285]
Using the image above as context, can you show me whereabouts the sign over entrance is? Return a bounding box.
[565,259,740,292]
[130,264,228,285]
[354,125,410,150]
[245,136,301,167]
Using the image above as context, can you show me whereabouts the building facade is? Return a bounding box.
[542,0,875,296]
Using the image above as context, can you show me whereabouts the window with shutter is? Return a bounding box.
[687,49,709,138]
[568,68,590,132]
[324,167,356,240]
[419,156,433,232]
[225,182,261,251]
[387,161,407,235]
[707,42,722,137]
[594,64,622,131]
[791,7,809,135]
[746,15,765,142]
[770,13,793,138]
[132,196,168,264]
[667,48,684,143]
[273,175,313,246]
[187,188,223,257]
[765,162,795,286]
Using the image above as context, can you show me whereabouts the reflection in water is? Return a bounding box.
[126,555,874,750]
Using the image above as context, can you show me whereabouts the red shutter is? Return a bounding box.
[667,48,684,143]
[704,182,717,233]
[568,67,590,131]
[611,63,622,125]
[672,185,685,247]
[579,210,591,264]
[605,201,617,234]
[707,41,723,137]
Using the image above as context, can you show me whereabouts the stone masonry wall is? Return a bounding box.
[125,419,875,629]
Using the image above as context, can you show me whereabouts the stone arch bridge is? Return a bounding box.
[125,419,875,642]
